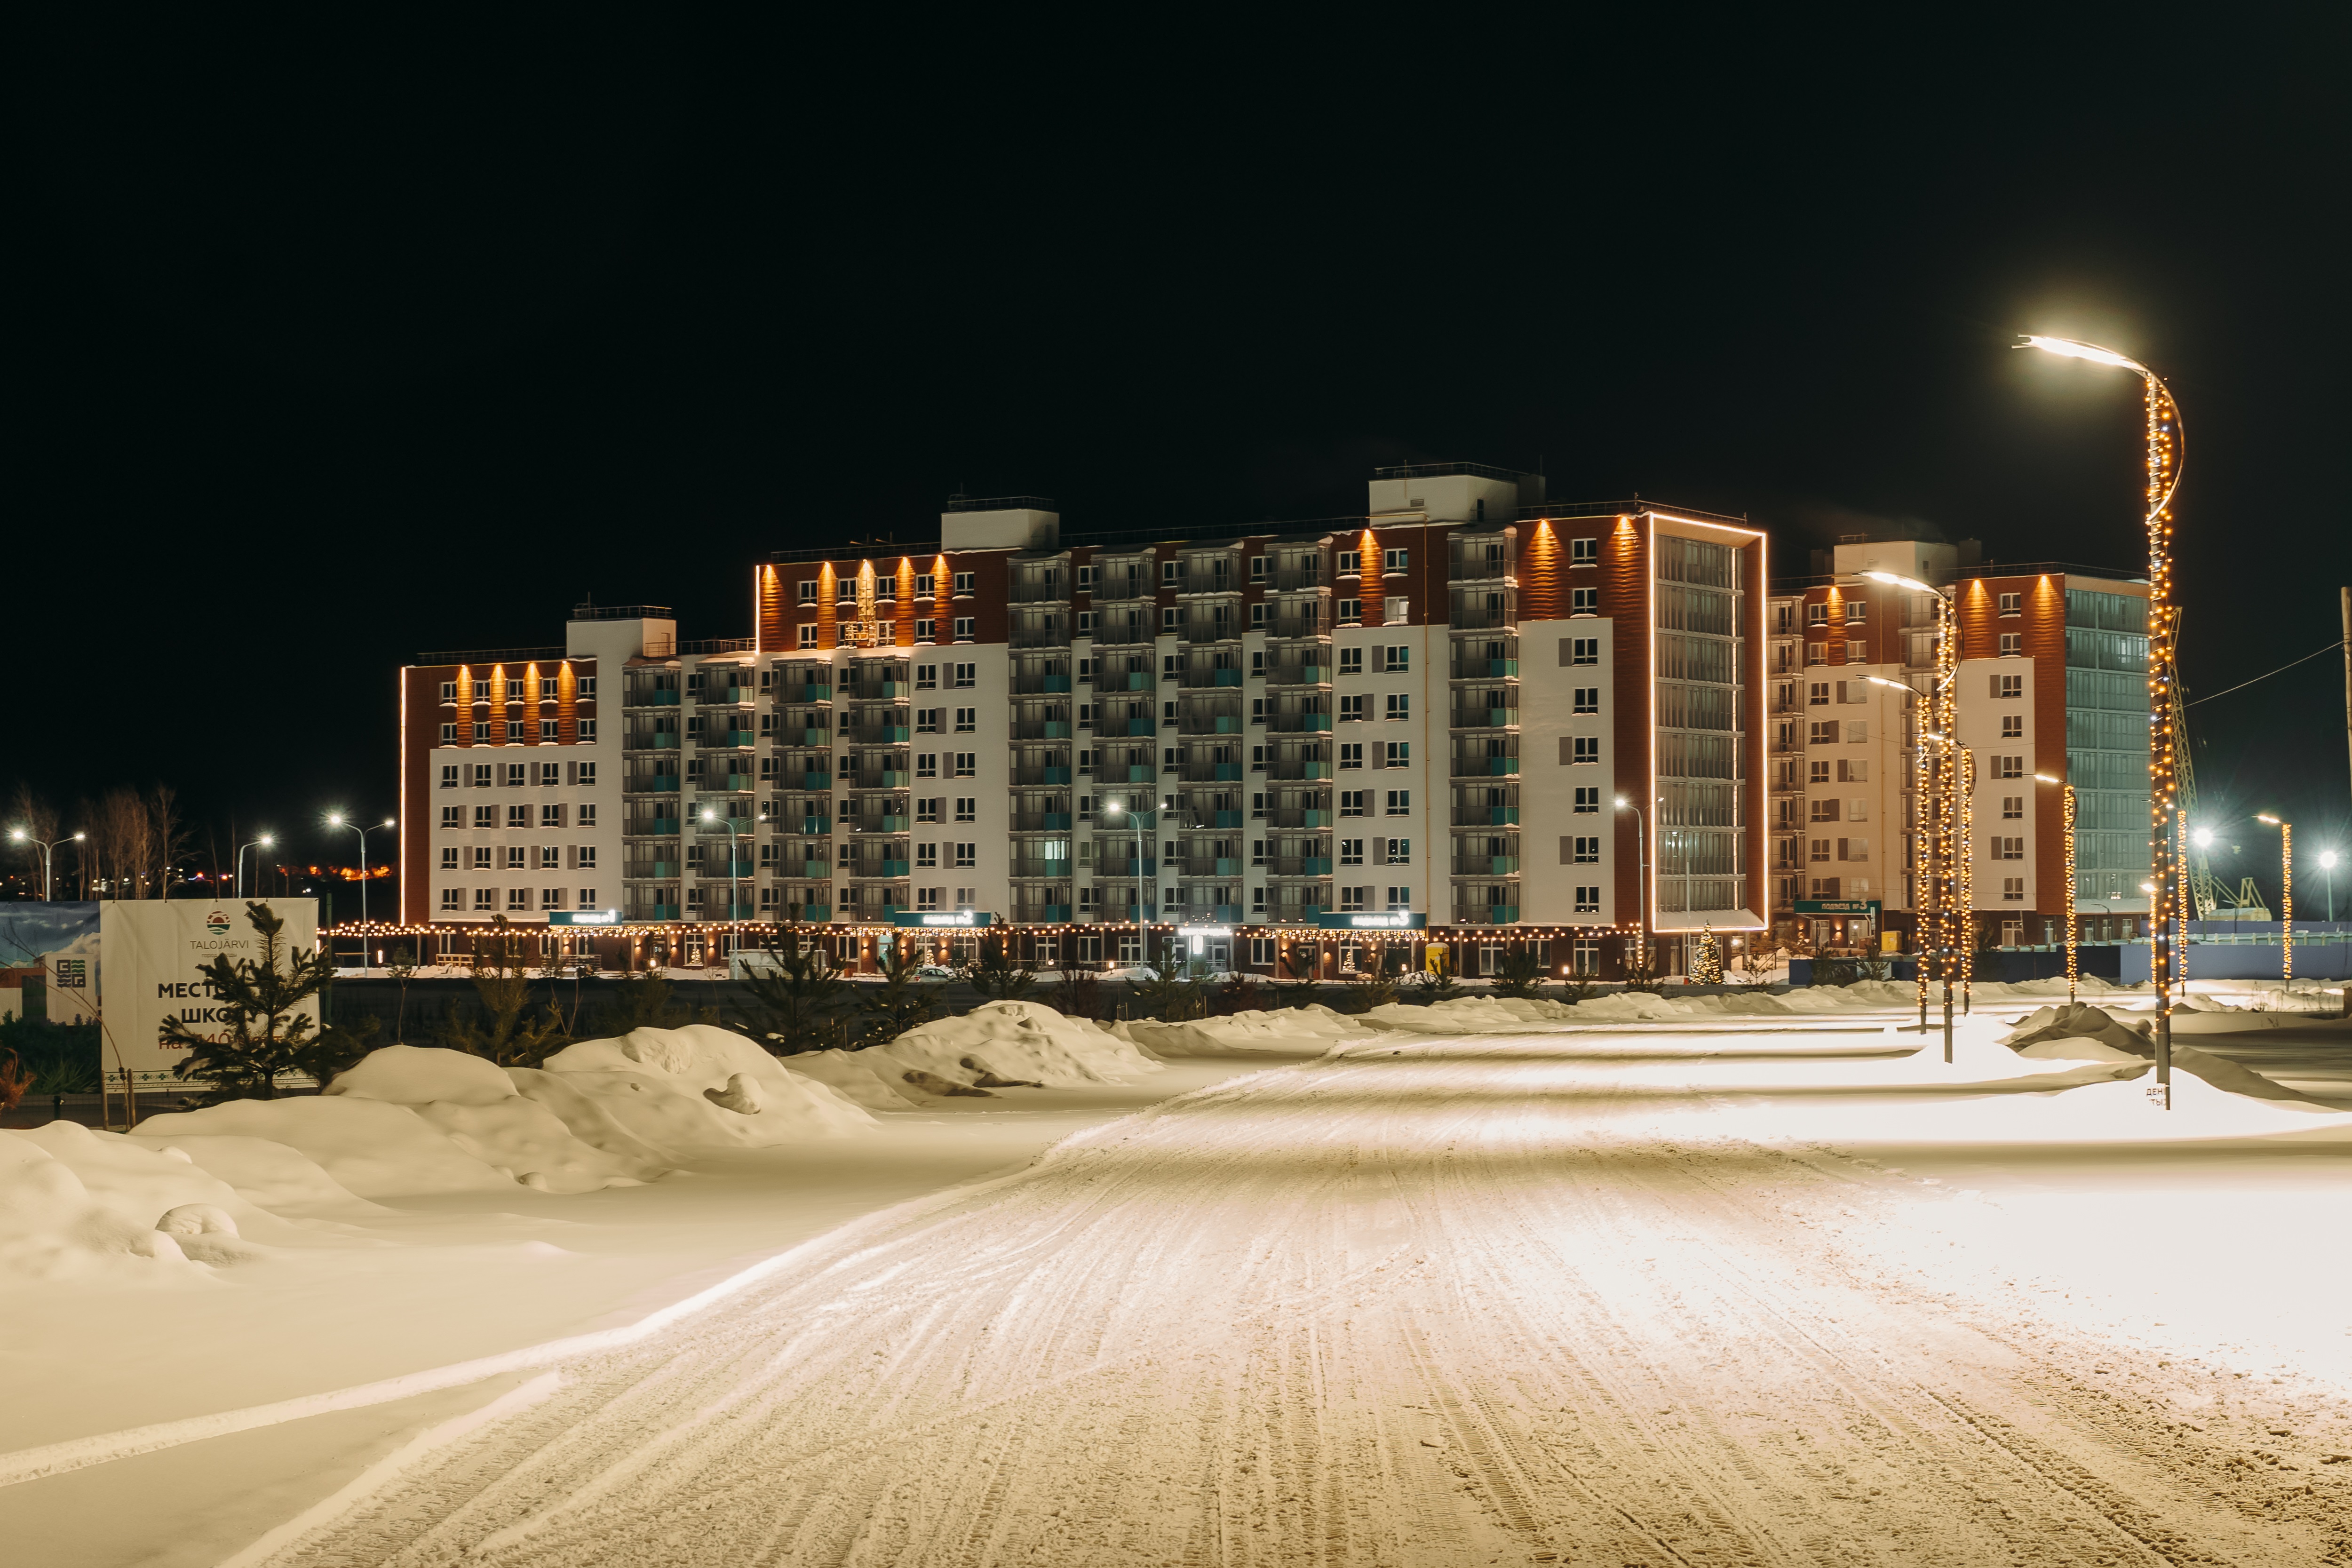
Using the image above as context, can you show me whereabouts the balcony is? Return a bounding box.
[1179,668,1245,688]
[777,682,833,704]
[1265,807,1330,829]
[790,904,832,922]
[1009,859,1072,879]
[1449,708,1518,730]
[1013,765,1074,786]
[1453,856,1522,876]
[1266,713,1332,733]
[1449,658,1520,679]
[1011,721,1073,740]
[849,724,911,745]
[1452,805,1520,827]
[1177,762,1245,783]
[1010,626,1070,651]
[700,858,757,879]
[627,690,682,708]
[774,726,830,748]
[629,773,681,794]
[848,681,909,701]
[1178,858,1244,878]
[1264,663,1331,687]
[1269,565,1323,591]
[1269,760,1331,781]
[1101,859,1160,879]
[643,817,680,836]
[786,815,831,836]
[1011,578,1068,605]
[849,814,908,834]
[1264,617,1329,641]
[1015,673,1074,694]
[1011,811,1073,831]
[626,732,682,752]
[1450,756,1519,777]
[627,860,679,880]
[789,771,832,791]
[649,904,681,920]
[1453,906,1521,925]
[1176,715,1242,735]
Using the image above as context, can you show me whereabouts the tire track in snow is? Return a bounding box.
[247,1033,2345,1566]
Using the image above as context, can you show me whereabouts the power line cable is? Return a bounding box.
[2183,638,2347,708]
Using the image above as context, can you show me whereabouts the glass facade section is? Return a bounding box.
[2063,589,2151,899]
[1653,535,1747,915]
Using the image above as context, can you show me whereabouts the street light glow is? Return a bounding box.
[2193,827,2214,847]
[2257,813,2282,824]
[2018,334,2149,374]
[2323,851,2340,869]
[1859,570,1937,595]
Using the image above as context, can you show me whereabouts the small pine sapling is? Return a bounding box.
[166,902,379,1101]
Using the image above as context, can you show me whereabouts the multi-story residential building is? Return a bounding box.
[1765,536,2153,955]
[398,463,1771,978]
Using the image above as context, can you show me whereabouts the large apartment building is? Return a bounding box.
[398,463,1771,977]
[1764,537,2154,955]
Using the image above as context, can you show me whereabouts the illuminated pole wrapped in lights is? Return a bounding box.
[1957,748,1975,1013]
[2017,334,2184,1106]
[2176,810,2193,992]
[2036,775,2078,1002]
[2259,814,2292,982]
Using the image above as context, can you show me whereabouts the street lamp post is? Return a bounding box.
[1102,795,1149,969]
[325,813,397,938]
[236,834,275,899]
[700,807,743,934]
[2257,814,2292,983]
[1615,796,1648,979]
[8,829,85,902]
[2018,333,2185,1106]
[2034,775,2077,1003]
[1862,658,1968,1060]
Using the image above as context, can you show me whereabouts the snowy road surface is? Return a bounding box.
[258,1030,2352,1565]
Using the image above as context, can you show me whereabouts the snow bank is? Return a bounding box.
[1123,1005,1373,1057]
[135,1098,522,1199]
[124,1134,385,1216]
[319,1045,660,1193]
[880,1002,1164,1089]
[534,1025,876,1153]
[1997,1003,2322,1104]
[0,1125,283,1279]
[781,1049,928,1110]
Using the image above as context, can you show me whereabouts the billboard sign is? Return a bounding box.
[1315,912,1428,931]
[100,900,319,1088]
[0,903,99,1025]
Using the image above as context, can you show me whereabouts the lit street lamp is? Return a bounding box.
[236,834,275,899]
[8,828,85,902]
[326,813,396,934]
[1614,796,1648,979]
[2018,332,2185,1106]
[1101,795,1150,968]
[2257,814,2292,982]
[700,807,745,931]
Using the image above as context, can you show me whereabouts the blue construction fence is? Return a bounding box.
[2117,922,2352,983]
[1791,946,2127,987]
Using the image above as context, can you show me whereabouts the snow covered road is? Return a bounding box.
[256,1031,2352,1565]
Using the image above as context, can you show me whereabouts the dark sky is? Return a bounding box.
[8,16,2351,907]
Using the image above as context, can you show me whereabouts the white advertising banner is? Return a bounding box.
[99,900,320,1088]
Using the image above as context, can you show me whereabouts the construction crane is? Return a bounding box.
[2171,615,2269,920]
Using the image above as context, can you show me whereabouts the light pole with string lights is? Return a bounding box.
[2034,775,2078,1003]
[2257,814,2292,983]
[2017,333,2185,1105]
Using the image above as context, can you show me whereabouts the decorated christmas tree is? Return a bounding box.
[1689,924,1723,986]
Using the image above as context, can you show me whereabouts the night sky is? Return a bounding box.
[9,17,2350,907]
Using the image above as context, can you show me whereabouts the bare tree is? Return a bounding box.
[147,783,188,899]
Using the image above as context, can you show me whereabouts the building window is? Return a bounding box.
[1998,592,2021,615]
[1994,836,2025,860]
[440,846,460,871]
[1340,694,1366,722]
[577,846,597,869]
[1383,742,1409,768]
[1385,790,1410,815]
[1995,754,2024,779]
[916,753,938,778]
[1336,549,1361,575]
[1998,632,2022,656]
[1573,885,1600,914]
[2002,877,2026,901]
[506,804,529,829]
[953,752,976,777]
[917,797,942,823]
[1572,686,1598,714]
[1385,693,1409,721]
[799,580,818,602]
[2002,796,2024,820]
[953,572,976,596]
[577,800,596,824]
[1570,587,1598,615]
[1340,886,1367,912]
[918,887,941,910]
[1338,647,1363,676]
[1995,673,2023,700]
[954,708,977,732]
[798,626,819,648]
[917,708,942,733]
[2001,714,2024,739]
[1340,743,1363,770]
[1340,790,1367,816]
[952,663,976,688]
[1570,536,1597,565]
[1810,839,1830,863]
[953,617,976,640]
[1340,838,1364,866]
[441,888,462,911]
[954,797,977,822]
[1569,637,1598,666]
[916,573,936,598]
[1383,839,1410,865]
[440,805,462,829]
[1380,645,1408,674]
[1570,737,1598,764]
[1573,786,1598,813]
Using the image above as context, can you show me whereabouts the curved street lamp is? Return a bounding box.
[2018,333,2185,1106]
[1614,796,1648,980]
[326,813,396,935]
[236,834,275,899]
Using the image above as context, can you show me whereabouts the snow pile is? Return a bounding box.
[135,1097,525,1199]
[881,1002,1165,1089]
[124,1133,384,1215]
[783,1049,928,1110]
[323,1045,664,1192]
[1124,1005,1375,1057]
[529,1025,877,1154]
[1997,1003,2322,1104]
[2001,1003,2152,1057]
[0,1124,297,1279]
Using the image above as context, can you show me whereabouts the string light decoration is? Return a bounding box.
[1689,925,1722,986]
[2063,781,2079,1001]
[1957,748,1975,1011]
[2259,814,2293,981]
[1914,691,1933,1023]
[2176,809,2192,992]
[2018,334,2185,1105]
